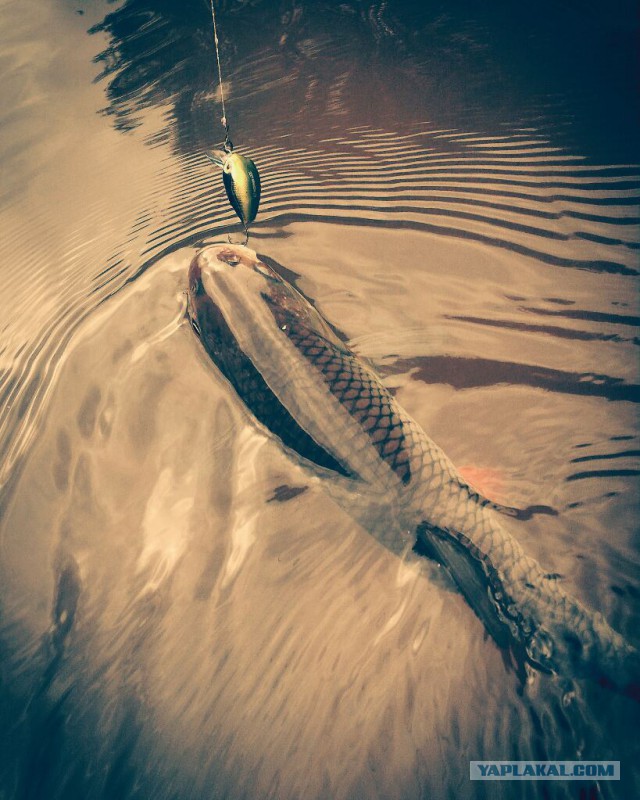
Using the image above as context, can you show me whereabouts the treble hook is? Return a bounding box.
[226,226,249,246]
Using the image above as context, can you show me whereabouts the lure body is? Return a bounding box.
[207,149,261,230]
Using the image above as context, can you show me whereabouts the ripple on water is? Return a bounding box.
[1,2,639,798]
[2,119,638,494]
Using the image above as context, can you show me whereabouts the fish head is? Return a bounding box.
[187,244,356,478]
[188,243,359,478]
[187,245,260,366]
[188,245,343,357]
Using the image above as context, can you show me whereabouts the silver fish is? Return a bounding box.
[187,243,639,697]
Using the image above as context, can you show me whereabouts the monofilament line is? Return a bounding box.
[209,0,229,143]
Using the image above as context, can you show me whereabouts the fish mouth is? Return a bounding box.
[191,243,257,272]
[190,244,279,282]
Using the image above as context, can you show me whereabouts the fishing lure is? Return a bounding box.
[206,1,261,239]
[206,148,261,233]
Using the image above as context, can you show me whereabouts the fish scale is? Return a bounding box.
[190,272,351,477]
[188,244,638,695]
[283,323,415,485]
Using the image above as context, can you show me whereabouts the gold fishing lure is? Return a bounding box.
[207,149,261,233]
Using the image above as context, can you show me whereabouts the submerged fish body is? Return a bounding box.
[207,149,261,229]
[187,244,638,695]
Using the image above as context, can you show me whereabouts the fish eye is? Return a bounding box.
[217,249,241,266]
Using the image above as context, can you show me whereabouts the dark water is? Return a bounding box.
[0,1,639,798]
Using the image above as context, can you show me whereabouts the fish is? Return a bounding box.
[206,148,261,232]
[187,243,639,697]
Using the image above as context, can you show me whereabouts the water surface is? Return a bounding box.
[0,1,638,798]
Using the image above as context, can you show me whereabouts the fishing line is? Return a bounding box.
[205,1,261,244]
[209,0,233,152]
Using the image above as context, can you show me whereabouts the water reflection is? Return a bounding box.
[90,0,640,159]
[0,0,639,798]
